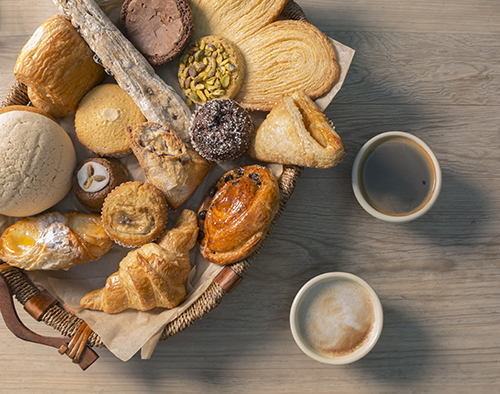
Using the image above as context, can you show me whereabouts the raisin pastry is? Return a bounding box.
[0,211,113,270]
[197,165,280,265]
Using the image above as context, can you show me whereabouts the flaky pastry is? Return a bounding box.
[247,90,346,168]
[80,209,198,313]
[197,165,280,265]
[0,211,113,271]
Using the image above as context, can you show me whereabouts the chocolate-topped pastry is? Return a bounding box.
[190,99,254,162]
[120,0,194,66]
[73,157,129,213]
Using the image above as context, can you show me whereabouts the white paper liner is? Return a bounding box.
[0,36,354,362]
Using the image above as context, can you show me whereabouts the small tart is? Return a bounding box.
[72,157,129,213]
[101,181,168,247]
[190,99,254,162]
[178,35,245,106]
[197,165,280,265]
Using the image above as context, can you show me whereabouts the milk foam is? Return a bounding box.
[298,278,375,357]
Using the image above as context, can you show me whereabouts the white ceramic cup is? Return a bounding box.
[351,131,442,223]
[289,272,383,365]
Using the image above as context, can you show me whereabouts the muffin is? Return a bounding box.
[72,157,129,213]
[189,99,254,162]
[178,35,245,106]
[120,0,193,66]
[101,181,168,247]
[75,84,146,157]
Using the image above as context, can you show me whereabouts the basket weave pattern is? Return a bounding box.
[0,0,307,349]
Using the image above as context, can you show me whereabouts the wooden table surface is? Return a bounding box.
[1,0,500,392]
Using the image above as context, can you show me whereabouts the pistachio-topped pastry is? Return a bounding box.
[72,157,129,213]
[177,35,245,107]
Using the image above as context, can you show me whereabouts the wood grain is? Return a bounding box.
[1,0,500,393]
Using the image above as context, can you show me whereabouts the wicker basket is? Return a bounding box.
[0,0,308,368]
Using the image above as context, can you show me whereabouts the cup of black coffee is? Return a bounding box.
[352,131,441,222]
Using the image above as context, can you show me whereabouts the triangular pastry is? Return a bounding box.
[247,90,346,168]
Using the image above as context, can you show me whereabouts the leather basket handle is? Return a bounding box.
[0,265,98,370]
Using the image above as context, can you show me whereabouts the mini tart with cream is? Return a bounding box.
[72,157,129,213]
[101,181,168,248]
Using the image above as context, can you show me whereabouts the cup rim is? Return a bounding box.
[289,272,384,365]
[351,131,442,223]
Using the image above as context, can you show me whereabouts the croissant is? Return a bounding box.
[80,209,198,313]
[127,122,211,210]
[0,211,113,271]
[247,90,346,168]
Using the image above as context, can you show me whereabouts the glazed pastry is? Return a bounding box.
[190,99,254,162]
[247,90,346,168]
[101,181,168,247]
[14,15,105,118]
[188,0,287,43]
[75,84,147,157]
[0,211,113,271]
[197,165,280,265]
[178,35,245,106]
[120,0,194,66]
[128,122,211,209]
[0,111,76,217]
[235,20,339,111]
[80,209,198,313]
[72,157,129,213]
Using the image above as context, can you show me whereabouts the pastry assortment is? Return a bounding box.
[101,181,168,248]
[14,15,105,118]
[72,157,129,213]
[247,90,347,168]
[80,209,198,313]
[0,110,76,217]
[190,99,254,162]
[0,1,349,315]
[120,0,194,66]
[178,35,245,106]
[0,211,113,271]
[197,165,280,265]
[75,84,147,157]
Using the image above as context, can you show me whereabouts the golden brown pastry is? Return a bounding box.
[188,0,287,43]
[197,165,280,265]
[178,35,245,106]
[0,211,113,271]
[235,20,339,111]
[127,122,211,210]
[247,90,346,168]
[0,105,54,121]
[14,15,105,118]
[80,209,198,313]
[101,181,168,248]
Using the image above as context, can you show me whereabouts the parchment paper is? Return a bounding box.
[0,37,354,362]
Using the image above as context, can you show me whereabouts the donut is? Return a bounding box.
[189,99,254,162]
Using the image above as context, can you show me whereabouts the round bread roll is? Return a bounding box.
[0,111,77,217]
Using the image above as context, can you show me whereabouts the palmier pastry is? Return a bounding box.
[81,209,198,313]
[197,165,280,265]
[0,211,113,271]
[178,35,245,106]
[14,15,105,118]
[101,181,168,247]
[190,99,254,162]
[128,122,211,209]
[247,90,346,168]
[72,157,129,213]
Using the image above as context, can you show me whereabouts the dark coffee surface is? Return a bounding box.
[359,136,435,215]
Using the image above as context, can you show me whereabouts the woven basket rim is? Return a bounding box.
[0,0,307,349]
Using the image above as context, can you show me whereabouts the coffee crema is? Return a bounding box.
[298,278,375,358]
[358,136,435,216]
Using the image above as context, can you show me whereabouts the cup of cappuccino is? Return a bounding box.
[289,272,383,365]
[352,131,441,223]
